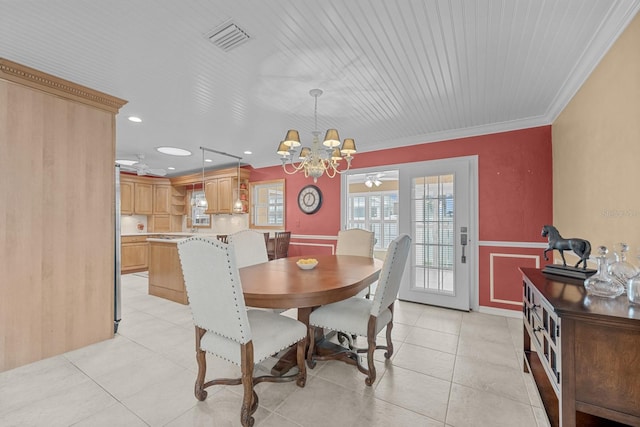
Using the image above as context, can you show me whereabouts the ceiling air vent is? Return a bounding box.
[206,20,251,52]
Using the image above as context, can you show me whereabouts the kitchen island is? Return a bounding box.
[147,236,191,304]
[146,234,229,304]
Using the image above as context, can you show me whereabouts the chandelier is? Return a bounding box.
[276,89,356,182]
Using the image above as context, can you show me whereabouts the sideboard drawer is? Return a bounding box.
[523,279,561,395]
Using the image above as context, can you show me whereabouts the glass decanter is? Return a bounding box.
[628,274,640,305]
[607,243,638,294]
[584,246,625,298]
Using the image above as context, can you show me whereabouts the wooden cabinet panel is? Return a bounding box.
[171,186,186,215]
[148,242,187,304]
[204,177,233,214]
[120,181,134,215]
[134,183,153,214]
[204,179,218,214]
[217,177,233,213]
[153,185,171,214]
[121,235,149,273]
[121,242,149,273]
[149,214,170,232]
[0,59,126,372]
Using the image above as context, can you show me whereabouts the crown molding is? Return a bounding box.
[0,58,127,113]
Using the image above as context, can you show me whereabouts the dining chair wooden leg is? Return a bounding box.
[384,306,395,359]
[306,326,317,369]
[194,327,208,401]
[365,316,377,386]
[296,339,307,387]
[240,342,258,427]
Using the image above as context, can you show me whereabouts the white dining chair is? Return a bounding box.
[228,229,269,268]
[335,228,375,298]
[307,234,411,386]
[228,229,288,314]
[177,236,307,427]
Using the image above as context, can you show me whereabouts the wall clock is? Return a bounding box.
[298,185,322,214]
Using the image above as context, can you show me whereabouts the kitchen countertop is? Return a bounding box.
[121,232,195,237]
[123,232,229,243]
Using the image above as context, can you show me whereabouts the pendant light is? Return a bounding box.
[197,148,208,209]
[190,183,196,207]
[233,159,243,213]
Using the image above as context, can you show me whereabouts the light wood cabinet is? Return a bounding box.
[120,176,179,231]
[204,179,218,214]
[134,183,153,215]
[149,214,170,232]
[121,236,149,273]
[204,176,237,214]
[172,167,250,215]
[153,184,171,214]
[120,180,134,215]
[0,58,127,372]
[148,241,188,304]
[217,177,233,213]
[171,186,186,215]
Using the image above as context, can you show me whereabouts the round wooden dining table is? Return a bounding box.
[240,254,383,311]
[239,254,383,375]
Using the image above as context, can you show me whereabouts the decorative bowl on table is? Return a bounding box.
[296,258,318,270]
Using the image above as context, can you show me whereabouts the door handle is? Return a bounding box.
[460,227,468,263]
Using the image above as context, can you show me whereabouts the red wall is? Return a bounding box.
[250,126,553,310]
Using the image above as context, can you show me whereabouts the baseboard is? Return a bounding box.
[478,305,522,319]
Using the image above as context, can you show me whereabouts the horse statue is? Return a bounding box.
[542,225,591,269]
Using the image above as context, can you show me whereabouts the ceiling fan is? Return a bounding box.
[364,172,383,188]
[117,154,167,176]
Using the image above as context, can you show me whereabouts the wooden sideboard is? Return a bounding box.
[521,268,640,427]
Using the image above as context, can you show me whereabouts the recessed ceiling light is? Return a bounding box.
[167,167,176,170]
[116,159,137,166]
[244,151,252,155]
[205,159,213,162]
[128,116,142,123]
[156,147,192,156]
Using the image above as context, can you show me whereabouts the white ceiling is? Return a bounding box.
[1,1,638,176]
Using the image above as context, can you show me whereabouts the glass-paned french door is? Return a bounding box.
[413,174,455,293]
[399,157,475,311]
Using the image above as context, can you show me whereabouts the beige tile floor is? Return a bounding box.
[0,273,551,427]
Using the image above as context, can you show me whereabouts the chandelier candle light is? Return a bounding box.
[277,89,356,182]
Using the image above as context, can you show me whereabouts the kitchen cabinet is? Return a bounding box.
[204,179,218,214]
[153,184,171,214]
[148,240,188,304]
[149,214,170,232]
[204,176,242,214]
[521,268,640,427]
[0,59,127,371]
[172,167,249,215]
[121,235,149,273]
[134,182,153,215]
[120,175,175,218]
[204,177,233,214]
[171,186,186,215]
[120,180,134,215]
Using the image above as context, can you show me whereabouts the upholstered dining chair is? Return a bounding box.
[268,231,291,260]
[228,230,287,314]
[228,230,269,268]
[334,228,376,346]
[306,233,411,386]
[336,228,375,298]
[177,236,307,427]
